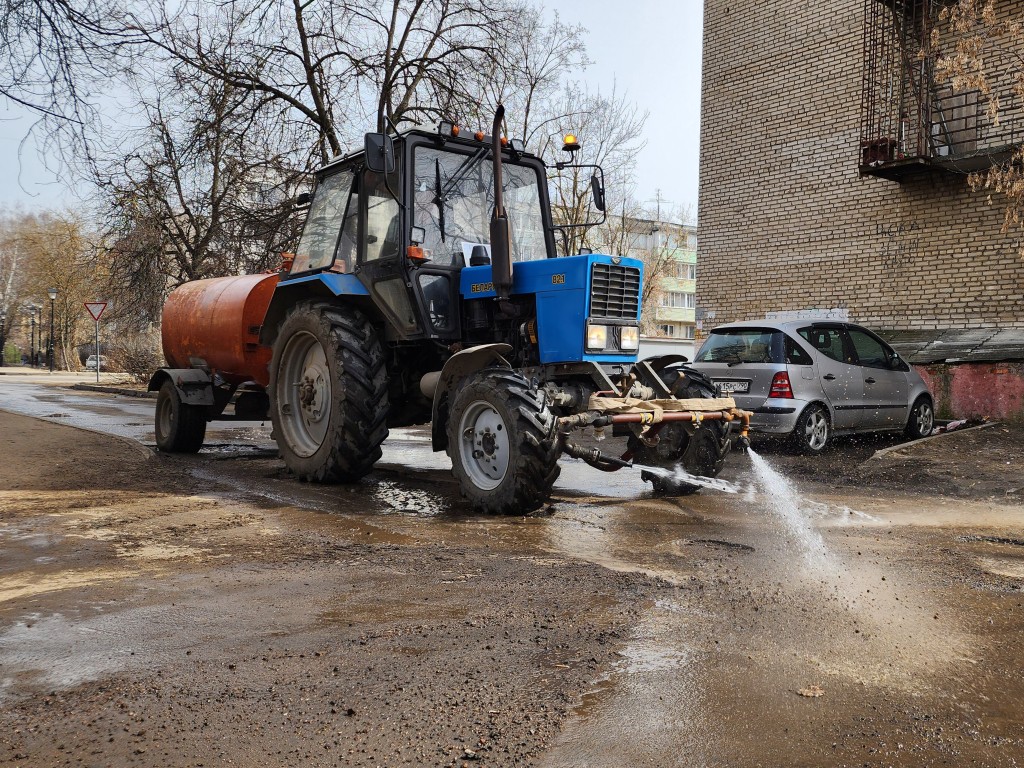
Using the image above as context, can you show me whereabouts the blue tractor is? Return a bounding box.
[152,107,749,513]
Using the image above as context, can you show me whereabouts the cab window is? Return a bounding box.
[412,146,547,267]
[361,168,401,263]
[292,168,355,273]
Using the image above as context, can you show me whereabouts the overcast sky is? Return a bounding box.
[0,0,704,216]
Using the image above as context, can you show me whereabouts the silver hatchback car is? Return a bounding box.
[688,321,934,453]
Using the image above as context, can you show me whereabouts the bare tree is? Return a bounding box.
[544,82,648,255]
[1,211,102,368]
[94,65,307,329]
[933,1,1024,252]
[128,0,522,166]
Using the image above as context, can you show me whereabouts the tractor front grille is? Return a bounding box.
[590,262,641,319]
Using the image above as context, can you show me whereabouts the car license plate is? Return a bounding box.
[716,380,750,394]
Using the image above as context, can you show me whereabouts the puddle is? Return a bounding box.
[540,596,713,767]
[975,555,1024,580]
[372,479,452,517]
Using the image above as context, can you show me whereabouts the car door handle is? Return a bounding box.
[865,377,876,384]
[823,374,836,380]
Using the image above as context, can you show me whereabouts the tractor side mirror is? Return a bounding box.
[590,172,606,212]
[364,132,395,174]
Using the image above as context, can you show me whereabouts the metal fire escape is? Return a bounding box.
[860,0,1022,181]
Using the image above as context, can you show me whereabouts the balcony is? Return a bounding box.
[654,306,695,323]
[662,277,696,294]
[859,0,1023,182]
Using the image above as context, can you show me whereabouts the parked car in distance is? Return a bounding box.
[688,320,934,453]
[84,354,110,371]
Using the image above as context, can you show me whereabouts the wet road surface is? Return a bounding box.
[2,376,1023,766]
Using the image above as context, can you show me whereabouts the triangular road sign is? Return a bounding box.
[84,302,107,321]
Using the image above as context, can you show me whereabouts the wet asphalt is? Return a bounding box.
[1,374,1023,766]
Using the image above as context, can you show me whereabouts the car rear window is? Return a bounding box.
[695,328,784,364]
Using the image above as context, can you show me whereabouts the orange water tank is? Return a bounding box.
[161,273,279,387]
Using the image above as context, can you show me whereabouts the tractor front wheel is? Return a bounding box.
[269,302,389,482]
[447,369,560,514]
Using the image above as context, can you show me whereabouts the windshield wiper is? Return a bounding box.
[434,159,445,243]
[433,146,489,243]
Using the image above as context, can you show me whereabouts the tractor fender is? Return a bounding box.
[259,272,373,347]
[431,343,513,452]
[147,368,215,406]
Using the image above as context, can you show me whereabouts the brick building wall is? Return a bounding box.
[697,0,1024,334]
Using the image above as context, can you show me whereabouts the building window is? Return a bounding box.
[681,325,696,339]
[675,262,696,280]
[658,324,679,337]
[662,291,694,308]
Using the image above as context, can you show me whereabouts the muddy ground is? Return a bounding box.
[1,404,1023,767]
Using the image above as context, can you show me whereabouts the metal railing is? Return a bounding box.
[859,0,1023,174]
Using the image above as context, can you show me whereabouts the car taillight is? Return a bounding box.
[769,372,794,399]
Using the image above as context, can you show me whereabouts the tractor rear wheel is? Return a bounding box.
[447,369,560,514]
[269,302,389,482]
[155,380,207,453]
[630,364,729,495]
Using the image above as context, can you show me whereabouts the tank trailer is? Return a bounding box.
[150,106,751,514]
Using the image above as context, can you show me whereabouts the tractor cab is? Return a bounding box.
[285,123,559,345]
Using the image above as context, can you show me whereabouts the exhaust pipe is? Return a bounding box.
[489,104,513,306]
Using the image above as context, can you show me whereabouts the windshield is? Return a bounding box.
[413,146,547,266]
[695,328,784,364]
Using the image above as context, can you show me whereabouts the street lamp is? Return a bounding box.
[0,309,6,368]
[47,287,57,373]
[25,304,35,367]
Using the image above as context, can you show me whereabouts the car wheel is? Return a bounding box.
[905,396,934,439]
[790,404,830,455]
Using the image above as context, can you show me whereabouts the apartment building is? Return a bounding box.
[698,0,1024,419]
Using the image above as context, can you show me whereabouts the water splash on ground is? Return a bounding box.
[632,464,741,494]
[746,448,831,569]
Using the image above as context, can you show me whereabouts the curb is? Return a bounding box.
[71,383,157,399]
[870,421,1001,460]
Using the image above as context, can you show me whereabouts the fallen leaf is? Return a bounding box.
[798,685,825,698]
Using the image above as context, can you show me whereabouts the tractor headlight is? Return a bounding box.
[586,324,608,351]
[620,325,640,352]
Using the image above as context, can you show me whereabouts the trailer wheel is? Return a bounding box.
[155,380,207,453]
[447,369,560,514]
[269,302,389,483]
[629,422,728,496]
